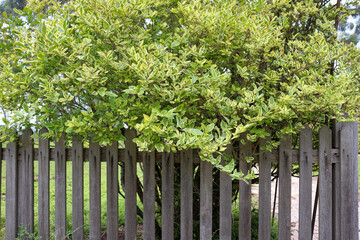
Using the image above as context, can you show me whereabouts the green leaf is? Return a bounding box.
[183,128,203,135]
[40,21,46,35]
[23,103,29,113]
[98,87,106,97]
[171,40,180,48]
[106,91,118,97]
[205,123,215,132]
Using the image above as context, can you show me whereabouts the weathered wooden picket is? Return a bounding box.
[1,122,358,240]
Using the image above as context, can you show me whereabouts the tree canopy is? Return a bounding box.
[1,0,360,177]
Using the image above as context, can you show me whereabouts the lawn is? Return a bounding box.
[0,160,144,239]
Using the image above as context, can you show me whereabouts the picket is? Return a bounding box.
[319,126,332,240]
[299,126,313,240]
[161,152,174,240]
[125,130,137,240]
[340,126,357,239]
[200,160,213,240]
[219,146,233,240]
[72,137,84,239]
[107,140,119,239]
[278,135,292,240]
[239,140,251,240]
[89,140,101,240]
[55,133,66,240]
[258,130,272,240]
[19,129,34,234]
[5,141,18,240]
[38,128,50,240]
[143,152,156,240]
[180,149,193,240]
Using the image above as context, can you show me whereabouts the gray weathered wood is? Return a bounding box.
[299,126,313,240]
[55,133,67,240]
[331,120,343,240]
[349,122,359,240]
[107,140,119,239]
[38,128,50,240]
[143,152,155,240]
[162,152,174,240]
[5,141,18,239]
[89,140,101,240]
[17,135,24,234]
[258,130,271,240]
[319,125,332,240]
[72,137,84,239]
[340,125,357,240]
[19,129,34,235]
[200,160,212,240]
[181,149,193,240]
[278,135,292,240]
[0,140,2,229]
[125,130,137,240]
[220,146,233,240]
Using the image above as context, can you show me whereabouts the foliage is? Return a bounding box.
[249,209,279,240]
[231,206,279,239]
[0,0,360,177]
[16,226,39,240]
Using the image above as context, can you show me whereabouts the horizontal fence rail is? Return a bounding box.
[0,123,358,240]
[0,147,342,163]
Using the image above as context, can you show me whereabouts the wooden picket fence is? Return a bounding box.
[1,122,359,240]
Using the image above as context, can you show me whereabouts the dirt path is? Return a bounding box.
[252,177,319,240]
[252,176,360,240]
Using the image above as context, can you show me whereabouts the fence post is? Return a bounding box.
[340,123,358,240]
[331,120,343,240]
[5,139,18,239]
[350,122,359,240]
[0,138,2,229]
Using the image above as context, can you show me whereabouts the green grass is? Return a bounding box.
[0,161,139,239]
